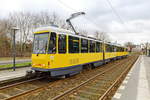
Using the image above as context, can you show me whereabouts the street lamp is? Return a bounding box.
[11,26,19,71]
[66,12,85,35]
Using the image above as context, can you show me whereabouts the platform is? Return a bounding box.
[0,67,31,82]
[112,55,150,100]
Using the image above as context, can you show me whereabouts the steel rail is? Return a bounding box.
[4,77,63,100]
[50,56,133,100]
[99,56,138,100]
[0,77,45,90]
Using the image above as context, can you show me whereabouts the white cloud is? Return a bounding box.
[108,19,150,33]
[0,0,22,18]
[107,19,150,44]
[0,0,150,44]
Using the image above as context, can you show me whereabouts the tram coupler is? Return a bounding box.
[26,69,36,78]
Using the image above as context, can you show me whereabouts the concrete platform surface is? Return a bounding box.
[112,55,150,100]
[0,67,31,82]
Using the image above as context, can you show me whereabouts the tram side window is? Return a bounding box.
[118,47,124,52]
[105,44,107,52]
[114,46,117,52]
[90,40,95,52]
[119,47,121,52]
[58,34,66,53]
[109,45,113,52]
[110,45,113,52]
[69,36,79,53]
[117,47,120,52]
[124,48,126,52]
[106,44,108,52]
[121,48,124,52]
[120,47,122,52]
[122,48,124,52]
[81,39,88,53]
[111,45,115,52]
[96,42,100,52]
[100,43,103,52]
[106,44,111,52]
[48,32,56,54]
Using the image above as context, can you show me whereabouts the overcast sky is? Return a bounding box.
[0,0,150,44]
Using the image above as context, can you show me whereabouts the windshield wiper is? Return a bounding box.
[36,42,47,56]
[36,47,44,56]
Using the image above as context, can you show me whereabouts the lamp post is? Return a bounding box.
[11,27,19,71]
[66,12,85,35]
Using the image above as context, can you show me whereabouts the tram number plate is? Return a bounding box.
[70,59,79,64]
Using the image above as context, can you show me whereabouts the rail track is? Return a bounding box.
[0,55,138,100]
[0,76,61,100]
[0,77,39,100]
[51,55,138,100]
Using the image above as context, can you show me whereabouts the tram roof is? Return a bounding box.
[34,26,102,42]
[34,26,126,48]
[34,26,74,34]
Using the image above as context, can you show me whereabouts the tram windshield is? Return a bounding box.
[33,33,49,54]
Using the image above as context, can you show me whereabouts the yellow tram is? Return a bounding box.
[32,26,128,76]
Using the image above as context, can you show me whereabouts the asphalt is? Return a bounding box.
[112,55,150,100]
[0,59,31,65]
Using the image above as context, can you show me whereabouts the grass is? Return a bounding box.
[0,62,31,68]
[0,57,31,61]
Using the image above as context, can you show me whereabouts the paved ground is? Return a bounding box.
[0,67,31,82]
[112,55,150,100]
[0,59,31,65]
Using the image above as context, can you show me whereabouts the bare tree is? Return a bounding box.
[8,11,70,56]
[124,42,136,52]
[94,31,110,42]
[0,19,12,56]
[9,12,33,55]
[32,12,68,28]
[140,42,150,55]
[1,10,105,57]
